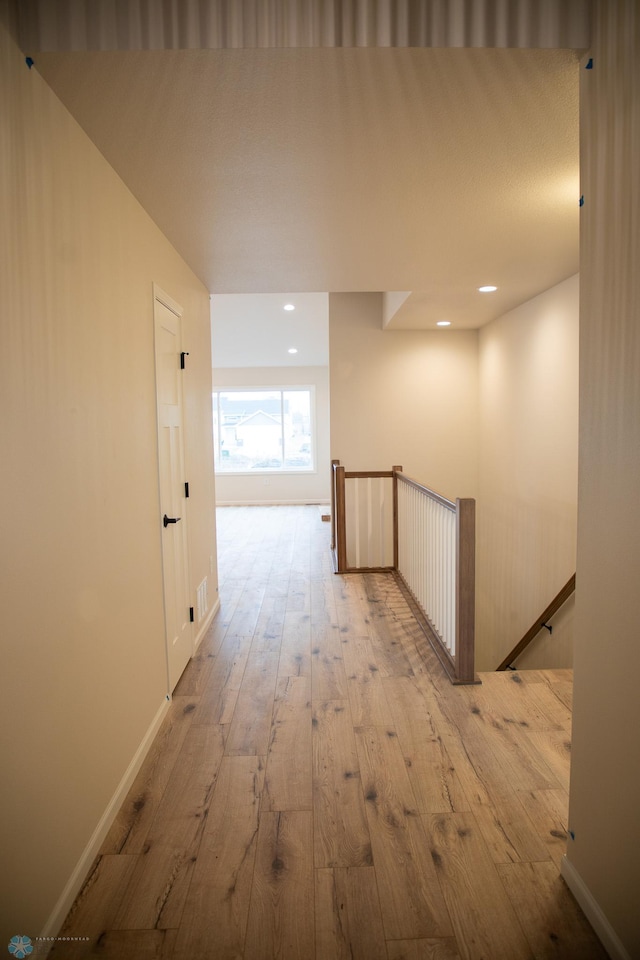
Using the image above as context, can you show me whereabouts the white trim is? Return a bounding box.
[193,596,220,651]
[40,696,171,938]
[561,855,631,960]
[152,281,183,318]
[216,499,330,506]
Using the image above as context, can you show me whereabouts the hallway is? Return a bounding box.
[51,506,607,959]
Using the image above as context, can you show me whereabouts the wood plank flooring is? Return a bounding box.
[50,506,608,960]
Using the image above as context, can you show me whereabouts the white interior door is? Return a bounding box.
[154,292,192,692]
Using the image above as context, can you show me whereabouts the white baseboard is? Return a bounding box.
[561,855,631,960]
[194,596,220,651]
[39,593,221,938]
[39,696,171,938]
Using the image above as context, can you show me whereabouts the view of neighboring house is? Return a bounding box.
[213,389,313,471]
[230,409,282,462]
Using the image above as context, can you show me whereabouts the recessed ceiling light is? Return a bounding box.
[437,320,451,327]
[288,347,298,354]
[478,285,498,293]
[284,303,295,311]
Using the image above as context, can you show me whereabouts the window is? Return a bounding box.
[213,388,314,473]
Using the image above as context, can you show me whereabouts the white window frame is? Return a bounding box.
[213,385,316,475]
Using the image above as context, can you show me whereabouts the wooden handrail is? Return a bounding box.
[344,470,395,479]
[496,573,576,671]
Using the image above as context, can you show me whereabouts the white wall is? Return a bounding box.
[476,275,579,671]
[565,5,640,957]
[0,21,216,941]
[213,366,330,504]
[329,293,479,500]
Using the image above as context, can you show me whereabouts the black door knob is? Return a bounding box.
[163,514,181,527]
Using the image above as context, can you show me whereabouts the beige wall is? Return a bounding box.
[329,293,479,500]
[0,21,216,941]
[565,4,640,957]
[213,366,330,504]
[476,275,579,671]
[329,287,580,674]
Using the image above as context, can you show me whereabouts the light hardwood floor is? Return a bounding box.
[50,505,608,959]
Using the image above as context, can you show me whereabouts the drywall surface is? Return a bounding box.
[329,293,478,501]
[476,275,579,671]
[0,22,215,941]
[567,4,640,956]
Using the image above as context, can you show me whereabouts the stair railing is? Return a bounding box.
[331,461,477,684]
[496,573,576,671]
[330,460,398,572]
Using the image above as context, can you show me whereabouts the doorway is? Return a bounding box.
[153,286,193,691]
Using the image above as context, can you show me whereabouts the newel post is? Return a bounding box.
[334,464,347,573]
[392,466,402,570]
[455,497,476,683]
[330,460,340,552]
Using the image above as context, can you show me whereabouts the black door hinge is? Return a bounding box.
[189,606,195,623]
[185,482,190,498]
[180,351,189,369]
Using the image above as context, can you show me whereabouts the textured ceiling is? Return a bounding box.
[34,45,580,329]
